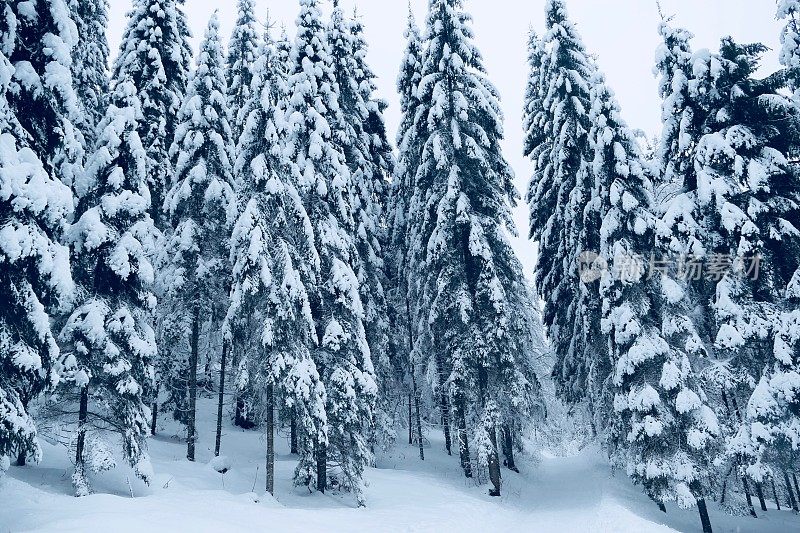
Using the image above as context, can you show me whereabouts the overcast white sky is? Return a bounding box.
[106,0,783,275]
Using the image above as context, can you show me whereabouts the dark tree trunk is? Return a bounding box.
[16,397,29,466]
[501,425,519,473]
[772,478,781,510]
[265,383,274,495]
[755,482,767,512]
[697,498,713,533]
[487,426,501,497]
[657,501,667,513]
[411,373,424,461]
[316,440,327,493]
[75,385,89,468]
[793,473,800,503]
[187,304,200,462]
[214,342,227,457]
[440,389,452,456]
[454,395,471,478]
[408,393,413,445]
[151,382,159,436]
[742,477,758,518]
[785,471,799,512]
[290,413,298,454]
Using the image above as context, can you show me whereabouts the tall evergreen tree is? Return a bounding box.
[388,5,428,459]
[591,75,718,532]
[69,0,110,146]
[280,0,376,505]
[409,0,545,492]
[163,13,236,462]
[225,0,261,145]
[523,0,601,411]
[61,78,157,496]
[328,2,395,450]
[228,22,327,493]
[112,0,192,229]
[0,0,79,467]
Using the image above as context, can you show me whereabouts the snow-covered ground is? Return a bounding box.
[2,398,798,533]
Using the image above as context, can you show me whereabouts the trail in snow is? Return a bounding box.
[1,397,798,532]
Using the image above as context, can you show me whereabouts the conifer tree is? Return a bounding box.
[592,75,718,533]
[409,0,545,492]
[227,22,327,493]
[280,0,376,505]
[69,0,110,145]
[328,2,395,450]
[388,6,427,459]
[523,0,601,410]
[61,78,157,495]
[225,0,261,145]
[113,0,192,229]
[163,13,236,462]
[0,0,78,467]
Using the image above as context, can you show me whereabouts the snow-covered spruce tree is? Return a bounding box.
[279,0,376,505]
[328,2,395,452]
[524,0,603,412]
[592,75,719,533]
[779,0,800,103]
[163,13,236,462]
[688,38,800,502]
[61,78,157,496]
[388,5,427,460]
[112,0,192,230]
[225,0,261,146]
[0,0,81,468]
[228,22,327,493]
[69,0,110,146]
[408,0,545,492]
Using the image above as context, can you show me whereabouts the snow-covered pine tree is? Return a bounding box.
[409,0,545,492]
[61,77,157,496]
[328,1,395,452]
[112,0,192,229]
[69,0,110,146]
[228,21,327,493]
[779,0,800,103]
[225,0,261,146]
[388,5,427,460]
[0,0,80,468]
[279,0,376,505]
[591,74,719,533]
[687,37,800,503]
[163,13,236,462]
[523,0,602,412]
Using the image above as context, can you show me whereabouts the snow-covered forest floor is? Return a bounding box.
[1,398,797,533]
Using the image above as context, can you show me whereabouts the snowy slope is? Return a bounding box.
[1,398,798,533]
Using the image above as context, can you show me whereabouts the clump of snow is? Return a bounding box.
[209,455,231,474]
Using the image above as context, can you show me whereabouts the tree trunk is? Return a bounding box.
[16,397,28,466]
[772,478,781,510]
[793,473,800,503]
[214,342,227,457]
[408,393,413,445]
[151,382,159,436]
[785,471,799,512]
[755,482,767,512]
[290,413,298,454]
[742,476,758,518]
[411,373,424,461]
[501,425,519,473]
[440,389,452,456]
[265,383,274,495]
[454,395,471,478]
[487,425,501,497]
[75,385,89,468]
[316,440,327,493]
[697,498,713,533]
[187,304,200,462]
